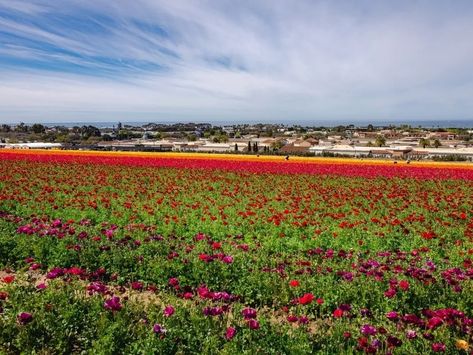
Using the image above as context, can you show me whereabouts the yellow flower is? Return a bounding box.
[455,339,469,351]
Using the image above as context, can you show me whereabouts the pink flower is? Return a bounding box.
[164,305,175,317]
[225,327,236,340]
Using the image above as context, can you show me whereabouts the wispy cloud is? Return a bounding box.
[0,0,473,123]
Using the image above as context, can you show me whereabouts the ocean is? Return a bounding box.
[3,119,473,129]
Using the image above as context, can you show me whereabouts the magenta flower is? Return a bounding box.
[360,324,377,336]
[131,281,143,291]
[406,330,417,339]
[225,327,236,340]
[104,296,122,312]
[241,307,257,319]
[247,319,260,330]
[164,305,175,317]
[17,312,33,325]
[427,316,443,330]
[432,343,446,352]
[222,255,233,264]
[386,311,399,321]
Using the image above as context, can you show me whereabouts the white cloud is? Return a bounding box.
[0,0,472,123]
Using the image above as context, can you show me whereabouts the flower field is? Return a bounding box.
[0,150,472,354]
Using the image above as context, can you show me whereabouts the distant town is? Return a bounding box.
[1,122,473,161]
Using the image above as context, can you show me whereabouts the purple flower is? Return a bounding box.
[371,339,382,349]
[104,296,122,312]
[17,312,33,325]
[225,327,236,340]
[153,323,167,334]
[164,305,175,317]
[36,283,47,290]
[360,324,377,336]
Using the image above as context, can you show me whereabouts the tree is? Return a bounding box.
[1,124,11,132]
[31,124,45,134]
[15,122,28,133]
[433,139,441,148]
[234,143,238,152]
[375,136,386,147]
[419,138,430,148]
[248,141,251,152]
[366,141,374,147]
[367,124,374,132]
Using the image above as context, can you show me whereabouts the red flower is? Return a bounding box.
[333,308,344,318]
[399,280,410,291]
[316,298,324,305]
[298,293,315,305]
[2,275,15,284]
[289,280,300,287]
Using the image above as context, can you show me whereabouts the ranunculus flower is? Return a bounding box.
[0,291,8,300]
[289,280,300,287]
[241,307,257,319]
[2,275,15,284]
[387,336,402,347]
[153,323,166,334]
[17,312,33,325]
[222,255,233,264]
[432,343,446,352]
[168,277,179,287]
[386,311,399,321]
[427,316,443,330]
[298,293,315,305]
[399,280,410,291]
[455,339,469,351]
[333,308,344,318]
[384,288,397,298]
[406,330,417,339]
[131,281,143,291]
[164,305,175,317]
[360,324,377,336]
[225,327,236,340]
[247,319,260,330]
[287,315,298,323]
[104,296,122,312]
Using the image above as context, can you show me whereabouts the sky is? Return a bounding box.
[0,0,473,124]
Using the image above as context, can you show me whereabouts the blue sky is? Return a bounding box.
[0,0,473,123]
